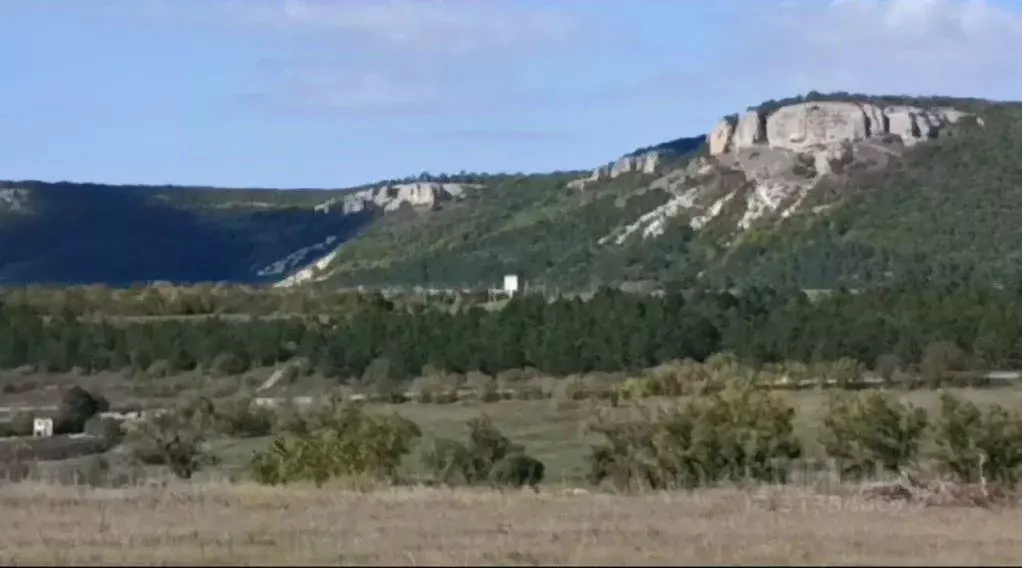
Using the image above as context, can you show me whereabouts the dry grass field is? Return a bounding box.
[3,481,1021,565]
[7,373,1022,565]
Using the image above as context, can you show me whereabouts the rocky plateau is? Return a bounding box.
[599,101,979,247]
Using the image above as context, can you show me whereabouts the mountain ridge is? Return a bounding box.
[2,92,1019,291]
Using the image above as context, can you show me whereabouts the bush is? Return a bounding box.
[420,415,545,489]
[820,391,928,480]
[420,437,475,486]
[125,411,216,479]
[146,359,174,379]
[644,359,714,396]
[490,453,545,490]
[931,392,1022,485]
[587,382,802,491]
[815,358,866,388]
[0,412,36,437]
[248,401,421,486]
[175,396,219,433]
[54,385,109,435]
[84,415,125,444]
[209,352,247,377]
[211,397,275,438]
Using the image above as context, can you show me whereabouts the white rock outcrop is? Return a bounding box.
[274,247,341,288]
[605,99,979,247]
[568,151,663,190]
[734,111,767,149]
[708,101,971,156]
[314,182,469,215]
[708,120,735,155]
[257,236,339,278]
[0,188,31,214]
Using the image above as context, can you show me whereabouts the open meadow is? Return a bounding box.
[5,368,1022,564]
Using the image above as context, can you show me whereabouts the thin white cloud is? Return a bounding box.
[222,0,575,55]
[728,0,1022,101]
[219,0,588,116]
[149,0,1022,121]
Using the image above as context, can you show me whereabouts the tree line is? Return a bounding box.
[3,283,1022,380]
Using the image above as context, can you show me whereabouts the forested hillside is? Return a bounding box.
[0,181,370,286]
[308,94,1022,292]
[708,103,1022,288]
[3,93,1022,293]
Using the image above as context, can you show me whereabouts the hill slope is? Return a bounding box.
[302,93,1022,292]
[3,92,1020,290]
[0,181,370,286]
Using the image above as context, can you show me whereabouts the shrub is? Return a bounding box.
[125,411,216,479]
[248,401,421,486]
[420,415,545,489]
[513,380,547,401]
[420,437,475,486]
[615,377,650,400]
[465,371,501,403]
[407,375,443,403]
[146,359,174,379]
[175,396,219,433]
[643,359,713,396]
[874,353,903,385]
[931,392,1022,485]
[209,352,247,377]
[815,358,866,388]
[84,415,125,444]
[920,340,968,388]
[587,382,802,491]
[0,445,32,482]
[490,453,545,490]
[1,412,36,437]
[212,396,275,438]
[820,391,928,480]
[554,375,589,401]
[54,385,110,435]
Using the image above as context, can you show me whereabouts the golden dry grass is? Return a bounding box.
[2,481,1021,565]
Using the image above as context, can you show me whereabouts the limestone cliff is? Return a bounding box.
[567,135,706,190]
[567,153,661,189]
[707,101,971,156]
[314,181,473,214]
[604,99,981,247]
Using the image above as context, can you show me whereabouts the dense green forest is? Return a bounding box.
[3,283,1021,381]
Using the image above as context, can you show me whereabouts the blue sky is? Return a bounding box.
[3,0,1022,189]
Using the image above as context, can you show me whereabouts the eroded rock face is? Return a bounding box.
[611,153,661,177]
[604,98,976,248]
[0,188,32,214]
[708,120,735,155]
[314,182,469,214]
[568,151,663,190]
[708,101,971,156]
[734,111,767,149]
[767,102,873,151]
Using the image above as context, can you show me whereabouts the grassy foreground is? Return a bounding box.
[2,481,1020,565]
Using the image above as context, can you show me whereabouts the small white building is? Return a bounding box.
[489,274,522,301]
[503,274,520,296]
[32,417,54,438]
